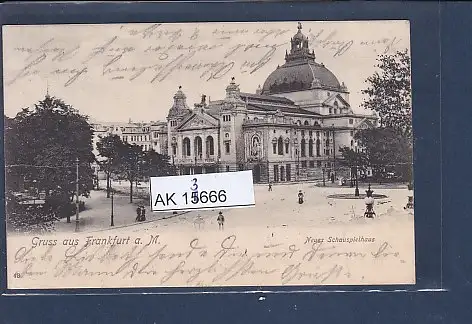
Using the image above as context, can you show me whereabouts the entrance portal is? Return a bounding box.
[205,166,216,174]
[286,164,291,181]
[253,164,261,183]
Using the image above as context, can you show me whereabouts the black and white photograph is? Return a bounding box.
[4,21,414,289]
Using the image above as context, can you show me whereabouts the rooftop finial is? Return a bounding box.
[298,22,302,31]
[231,77,235,82]
[46,79,49,96]
[178,85,182,90]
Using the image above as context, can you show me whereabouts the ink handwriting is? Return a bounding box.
[10,233,406,287]
[6,24,406,88]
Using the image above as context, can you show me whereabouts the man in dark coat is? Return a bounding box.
[217,211,225,230]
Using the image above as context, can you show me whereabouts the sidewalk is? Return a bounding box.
[53,190,182,233]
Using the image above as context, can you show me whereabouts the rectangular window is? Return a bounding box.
[172,146,177,155]
[309,161,315,168]
[350,131,354,136]
[223,115,231,122]
[317,161,321,167]
[301,161,307,167]
[349,119,354,124]
[273,143,277,154]
[225,142,230,154]
[285,143,289,154]
[226,166,230,172]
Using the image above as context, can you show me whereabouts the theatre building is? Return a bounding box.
[166,23,377,183]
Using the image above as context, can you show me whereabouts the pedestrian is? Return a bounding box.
[140,205,146,221]
[217,211,225,230]
[268,182,272,191]
[298,190,304,204]
[136,206,142,222]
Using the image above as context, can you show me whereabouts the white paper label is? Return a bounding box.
[149,171,255,212]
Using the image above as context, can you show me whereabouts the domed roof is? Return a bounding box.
[168,86,191,118]
[261,22,344,95]
[262,61,341,94]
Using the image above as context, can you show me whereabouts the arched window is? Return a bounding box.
[316,139,321,157]
[278,137,284,155]
[206,136,215,156]
[351,140,354,147]
[304,120,309,126]
[309,139,314,157]
[297,120,301,126]
[272,138,277,154]
[183,137,191,156]
[194,136,202,157]
[301,139,306,157]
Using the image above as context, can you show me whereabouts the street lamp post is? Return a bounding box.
[322,167,325,186]
[75,157,80,232]
[354,147,359,197]
[355,165,359,197]
[110,188,114,226]
[96,166,99,190]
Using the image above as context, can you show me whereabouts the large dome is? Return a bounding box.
[262,61,341,94]
[261,22,343,95]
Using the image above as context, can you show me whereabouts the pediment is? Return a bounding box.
[177,112,219,131]
[356,118,375,129]
[323,93,350,108]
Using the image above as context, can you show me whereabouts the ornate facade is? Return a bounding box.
[166,23,377,183]
[92,23,378,183]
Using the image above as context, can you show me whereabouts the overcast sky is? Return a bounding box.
[3,21,410,123]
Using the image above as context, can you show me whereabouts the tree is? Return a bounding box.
[341,128,412,182]
[362,49,412,141]
[6,94,94,225]
[338,147,367,169]
[119,144,144,203]
[96,134,127,198]
[141,149,177,178]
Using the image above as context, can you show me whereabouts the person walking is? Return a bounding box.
[140,205,146,221]
[136,206,142,222]
[268,182,272,191]
[298,190,304,204]
[217,211,225,230]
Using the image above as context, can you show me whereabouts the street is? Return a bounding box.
[49,180,413,234]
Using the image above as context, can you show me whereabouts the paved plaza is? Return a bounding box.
[42,180,414,235]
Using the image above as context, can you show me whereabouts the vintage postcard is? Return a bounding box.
[3,21,415,290]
